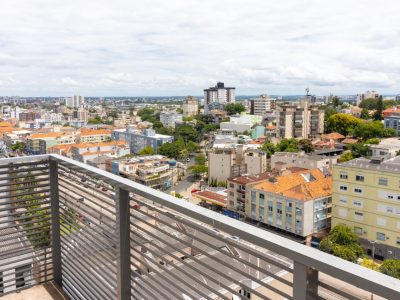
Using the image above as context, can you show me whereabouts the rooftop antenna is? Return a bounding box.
[305,87,310,96]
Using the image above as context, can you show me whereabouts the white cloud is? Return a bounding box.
[0,0,399,96]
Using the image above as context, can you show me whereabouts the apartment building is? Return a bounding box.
[182,96,198,118]
[79,129,112,143]
[25,132,78,155]
[208,145,267,183]
[219,114,262,133]
[71,141,129,163]
[227,173,271,213]
[332,156,400,259]
[271,152,337,170]
[112,127,173,154]
[384,114,400,136]
[275,100,324,139]
[356,90,379,106]
[249,94,276,116]
[65,95,85,108]
[116,155,181,190]
[159,111,182,128]
[204,82,235,113]
[246,168,332,238]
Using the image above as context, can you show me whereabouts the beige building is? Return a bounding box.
[276,100,324,139]
[332,156,400,259]
[208,145,267,183]
[249,94,276,115]
[271,152,337,170]
[246,168,332,238]
[79,129,112,143]
[71,141,129,163]
[182,96,198,118]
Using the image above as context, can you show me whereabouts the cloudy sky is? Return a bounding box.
[0,0,399,96]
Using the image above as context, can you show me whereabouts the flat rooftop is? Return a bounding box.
[339,156,400,173]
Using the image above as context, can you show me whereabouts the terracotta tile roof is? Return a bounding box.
[192,191,227,207]
[321,132,345,140]
[265,125,276,130]
[342,138,358,144]
[47,144,73,154]
[0,122,13,127]
[81,150,114,156]
[80,129,112,136]
[72,141,127,149]
[252,168,332,201]
[228,167,308,185]
[28,132,63,139]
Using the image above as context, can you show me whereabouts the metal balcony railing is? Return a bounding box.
[1,154,400,300]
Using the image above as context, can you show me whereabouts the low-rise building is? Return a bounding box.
[112,127,173,154]
[219,114,262,134]
[246,168,332,238]
[116,155,182,190]
[271,152,337,170]
[332,156,400,259]
[369,138,400,160]
[79,129,112,143]
[71,141,130,163]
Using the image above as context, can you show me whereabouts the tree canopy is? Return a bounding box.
[380,259,400,279]
[326,113,362,136]
[319,224,364,262]
[225,103,246,115]
[276,138,299,152]
[260,141,276,158]
[138,146,155,156]
[298,139,314,153]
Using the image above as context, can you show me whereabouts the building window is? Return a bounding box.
[396,237,400,245]
[353,200,363,207]
[354,212,363,216]
[340,172,348,179]
[378,177,388,186]
[277,208,282,215]
[15,265,30,288]
[259,193,265,200]
[339,185,348,191]
[354,227,363,235]
[356,175,364,182]
[0,272,3,294]
[354,188,363,194]
[229,192,234,196]
[229,183,234,188]
[339,196,348,204]
[251,191,256,204]
[376,232,386,241]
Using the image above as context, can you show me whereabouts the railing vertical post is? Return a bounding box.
[49,159,62,287]
[116,187,130,300]
[293,262,319,300]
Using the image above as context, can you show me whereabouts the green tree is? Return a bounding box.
[324,106,338,122]
[359,98,378,109]
[348,143,370,158]
[380,259,400,279]
[374,96,383,121]
[87,115,103,124]
[319,224,364,262]
[10,141,25,152]
[195,114,214,124]
[360,108,370,120]
[332,96,342,107]
[174,124,199,142]
[365,138,380,145]
[276,138,299,152]
[190,165,208,178]
[195,154,206,166]
[383,127,397,137]
[138,146,155,156]
[353,121,384,140]
[204,124,219,132]
[298,139,314,153]
[326,113,362,135]
[260,141,276,158]
[338,151,353,163]
[225,103,246,115]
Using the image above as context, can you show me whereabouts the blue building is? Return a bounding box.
[384,115,400,136]
[112,127,173,154]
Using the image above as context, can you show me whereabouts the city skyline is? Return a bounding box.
[0,0,399,96]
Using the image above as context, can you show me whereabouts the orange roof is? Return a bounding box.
[72,141,127,149]
[253,169,332,201]
[28,132,63,139]
[0,122,13,127]
[266,125,276,130]
[80,129,112,136]
[81,150,114,156]
[321,132,345,140]
[342,138,358,144]
[192,191,227,207]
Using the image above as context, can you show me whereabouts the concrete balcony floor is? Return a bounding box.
[2,282,68,300]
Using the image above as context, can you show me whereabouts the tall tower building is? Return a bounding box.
[182,96,199,118]
[204,82,235,113]
[249,94,276,115]
[65,95,85,108]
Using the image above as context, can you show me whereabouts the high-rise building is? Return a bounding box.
[356,90,379,106]
[65,95,85,108]
[249,94,276,115]
[204,82,235,113]
[332,156,400,259]
[182,96,199,118]
[275,100,324,139]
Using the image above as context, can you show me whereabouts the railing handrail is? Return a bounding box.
[2,154,400,299]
